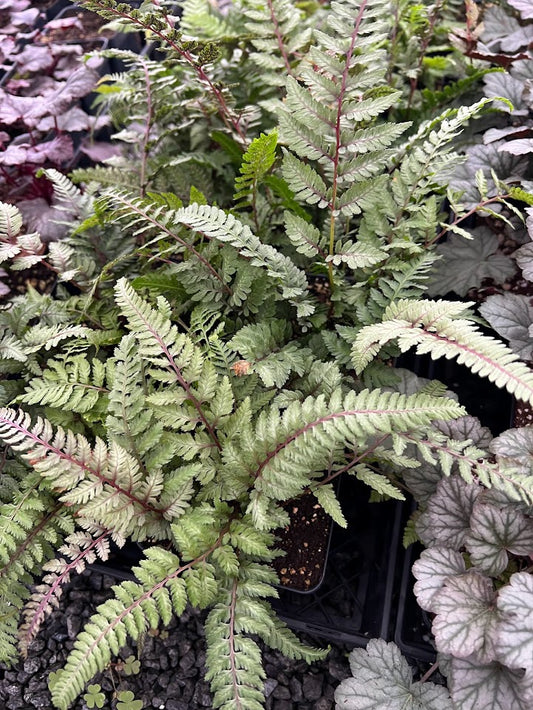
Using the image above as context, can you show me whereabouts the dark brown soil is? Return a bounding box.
[273,491,332,592]
[0,262,56,303]
[513,400,533,428]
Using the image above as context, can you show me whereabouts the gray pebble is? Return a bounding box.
[22,657,40,676]
[303,673,323,701]
[289,677,303,702]
[273,684,291,700]
[264,677,278,697]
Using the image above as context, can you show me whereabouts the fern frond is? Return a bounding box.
[0,408,168,538]
[398,431,533,506]
[234,131,278,209]
[0,202,23,239]
[230,320,309,389]
[19,529,111,657]
[49,545,192,710]
[174,203,314,317]
[114,278,225,449]
[17,355,107,414]
[351,299,533,405]
[0,493,74,663]
[21,324,91,354]
[245,387,465,528]
[244,0,312,88]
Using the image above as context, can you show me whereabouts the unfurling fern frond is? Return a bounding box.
[351,299,533,405]
[234,131,278,209]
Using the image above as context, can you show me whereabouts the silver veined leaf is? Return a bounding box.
[432,572,498,663]
[428,230,515,297]
[490,427,533,475]
[436,416,492,449]
[334,639,452,709]
[449,657,533,710]
[412,547,466,613]
[466,502,533,576]
[496,572,533,671]
[479,294,533,360]
[403,463,442,506]
[515,242,533,281]
[424,475,480,549]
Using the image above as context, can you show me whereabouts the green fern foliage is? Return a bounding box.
[0,491,74,663]
[234,131,278,210]
[17,356,107,414]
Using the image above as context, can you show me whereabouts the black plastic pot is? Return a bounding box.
[272,475,404,645]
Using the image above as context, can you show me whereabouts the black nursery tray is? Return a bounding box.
[394,541,436,663]
[271,476,404,646]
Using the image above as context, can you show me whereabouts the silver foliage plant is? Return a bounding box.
[0,0,533,709]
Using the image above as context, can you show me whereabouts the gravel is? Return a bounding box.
[0,570,352,709]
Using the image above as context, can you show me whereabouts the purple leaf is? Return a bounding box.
[31,66,99,118]
[17,199,72,242]
[14,45,54,73]
[0,143,31,166]
[31,135,74,164]
[79,139,121,162]
[0,0,31,9]
[44,17,83,32]
[8,8,40,28]
[37,107,93,133]
[0,92,46,126]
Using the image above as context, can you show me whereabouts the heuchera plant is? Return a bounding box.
[0,1,532,709]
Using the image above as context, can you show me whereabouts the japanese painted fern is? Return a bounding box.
[0,0,532,708]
